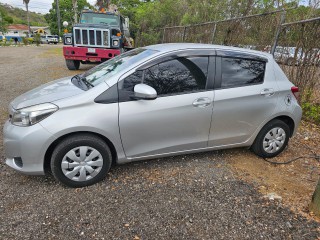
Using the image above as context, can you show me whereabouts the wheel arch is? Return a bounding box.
[272,115,295,137]
[44,131,118,173]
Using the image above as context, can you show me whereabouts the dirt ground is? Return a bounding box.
[227,121,320,219]
[1,44,320,239]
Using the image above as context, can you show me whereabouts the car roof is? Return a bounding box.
[145,43,273,59]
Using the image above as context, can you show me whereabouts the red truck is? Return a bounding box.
[63,9,133,70]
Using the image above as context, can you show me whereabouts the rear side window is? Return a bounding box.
[221,58,265,89]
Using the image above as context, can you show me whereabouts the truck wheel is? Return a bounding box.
[66,60,80,70]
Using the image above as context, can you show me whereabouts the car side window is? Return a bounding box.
[221,57,265,89]
[144,57,208,96]
[118,56,209,101]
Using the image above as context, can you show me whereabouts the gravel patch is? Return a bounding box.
[0,45,319,239]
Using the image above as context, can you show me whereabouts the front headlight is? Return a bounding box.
[65,36,72,44]
[11,103,58,127]
[113,40,119,46]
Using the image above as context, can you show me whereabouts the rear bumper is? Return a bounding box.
[63,46,121,62]
[291,104,302,136]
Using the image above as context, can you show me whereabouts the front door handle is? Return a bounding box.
[261,88,275,97]
[192,97,212,108]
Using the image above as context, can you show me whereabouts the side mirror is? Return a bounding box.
[133,84,157,100]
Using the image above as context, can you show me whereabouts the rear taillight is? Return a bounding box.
[291,86,300,100]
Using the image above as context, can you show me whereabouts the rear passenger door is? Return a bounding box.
[208,51,278,147]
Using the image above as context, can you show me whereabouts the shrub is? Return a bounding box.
[27,38,33,44]
[21,37,29,46]
[302,102,320,125]
[34,33,41,46]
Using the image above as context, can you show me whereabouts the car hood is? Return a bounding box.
[11,76,84,109]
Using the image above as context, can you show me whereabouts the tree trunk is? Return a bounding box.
[26,3,30,35]
[72,0,78,23]
[310,178,320,216]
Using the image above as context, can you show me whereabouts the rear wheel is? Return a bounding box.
[251,119,290,158]
[50,134,112,187]
[66,59,80,70]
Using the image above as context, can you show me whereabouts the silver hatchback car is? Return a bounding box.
[3,44,302,187]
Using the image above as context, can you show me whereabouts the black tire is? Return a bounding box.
[66,59,80,70]
[251,119,290,158]
[54,42,57,45]
[50,134,112,188]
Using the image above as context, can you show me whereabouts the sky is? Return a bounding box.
[0,0,97,14]
[0,0,310,14]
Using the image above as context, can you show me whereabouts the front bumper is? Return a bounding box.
[3,120,56,175]
[63,46,121,62]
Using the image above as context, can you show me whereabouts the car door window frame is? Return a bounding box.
[142,56,209,97]
[118,50,216,101]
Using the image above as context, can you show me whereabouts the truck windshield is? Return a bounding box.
[81,12,119,26]
[81,48,158,87]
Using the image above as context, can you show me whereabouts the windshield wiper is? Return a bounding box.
[71,75,94,90]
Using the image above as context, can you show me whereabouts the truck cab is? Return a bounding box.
[63,9,132,70]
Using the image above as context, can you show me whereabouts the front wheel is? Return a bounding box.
[251,119,290,158]
[50,134,112,187]
[66,59,80,70]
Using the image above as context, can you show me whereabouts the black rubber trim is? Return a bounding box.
[136,49,216,71]
[216,50,268,62]
[94,84,119,104]
[214,56,222,89]
[206,56,215,90]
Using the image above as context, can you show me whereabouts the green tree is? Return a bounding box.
[0,8,9,34]
[96,0,110,10]
[45,0,91,36]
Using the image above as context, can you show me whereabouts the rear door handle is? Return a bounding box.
[192,97,212,108]
[261,88,275,97]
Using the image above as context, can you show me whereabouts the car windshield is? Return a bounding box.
[81,48,158,87]
[81,12,119,25]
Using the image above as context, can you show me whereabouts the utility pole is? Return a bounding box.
[72,0,78,23]
[56,0,61,36]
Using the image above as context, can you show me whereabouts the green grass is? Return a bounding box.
[39,47,63,58]
[302,102,320,125]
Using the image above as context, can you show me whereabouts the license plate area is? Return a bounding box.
[88,48,96,53]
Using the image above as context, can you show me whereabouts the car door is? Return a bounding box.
[208,51,278,147]
[118,53,215,159]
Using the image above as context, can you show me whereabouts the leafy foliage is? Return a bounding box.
[0,3,46,27]
[302,103,320,125]
[34,33,41,46]
[45,0,91,36]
